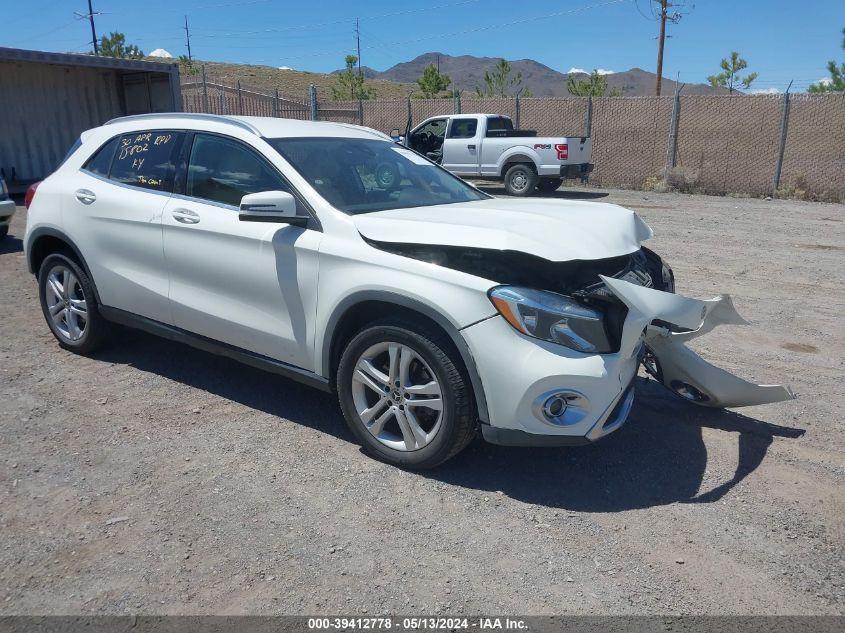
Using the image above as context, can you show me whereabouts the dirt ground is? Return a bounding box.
[0,188,843,616]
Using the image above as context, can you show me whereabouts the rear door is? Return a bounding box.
[70,129,183,324]
[162,132,321,370]
[442,117,481,176]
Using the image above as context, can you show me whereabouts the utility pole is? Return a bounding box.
[83,0,99,55]
[655,0,667,95]
[355,17,362,78]
[184,15,193,61]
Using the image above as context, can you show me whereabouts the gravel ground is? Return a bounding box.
[0,188,843,616]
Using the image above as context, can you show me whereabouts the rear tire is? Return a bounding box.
[0,226,8,239]
[38,252,110,354]
[537,178,562,193]
[503,163,538,196]
[337,320,476,469]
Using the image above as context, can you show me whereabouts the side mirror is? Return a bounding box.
[390,128,400,138]
[238,191,308,227]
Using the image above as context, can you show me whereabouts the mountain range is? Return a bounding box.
[338,52,722,97]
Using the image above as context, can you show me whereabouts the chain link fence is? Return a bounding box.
[181,69,845,201]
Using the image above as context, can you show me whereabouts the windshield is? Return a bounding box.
[268,137,487,214]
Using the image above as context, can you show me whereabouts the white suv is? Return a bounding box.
[24,114,793,468]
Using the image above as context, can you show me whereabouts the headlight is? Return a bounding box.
[488,286,611,353]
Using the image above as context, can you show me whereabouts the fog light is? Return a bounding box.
[670,380,710,403]
[543,395,567,418]
[533,390,590,426]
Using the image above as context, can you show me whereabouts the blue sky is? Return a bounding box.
[3,0,842,92]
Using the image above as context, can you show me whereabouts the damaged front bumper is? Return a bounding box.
[468,278,794,447]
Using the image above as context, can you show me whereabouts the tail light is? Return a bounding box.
[555,143,569,160]
[24,181,41,209]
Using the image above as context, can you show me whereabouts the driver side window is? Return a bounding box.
[186,134,298,209]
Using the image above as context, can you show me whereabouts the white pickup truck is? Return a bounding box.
[396,113,593,196]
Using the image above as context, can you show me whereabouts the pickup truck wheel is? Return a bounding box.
[337,321,476,470]
[537,178,562,193]
[503,164,538,196]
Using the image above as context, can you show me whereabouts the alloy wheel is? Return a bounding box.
[44,265,88,342]
[350,341,443,451]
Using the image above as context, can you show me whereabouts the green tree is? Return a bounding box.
[707,51,758,93]
[809,27,845,93]
[178,55,198,76]
[331,54,375,100]
[415,64,451,98]
[99,32,144,59]
[566,70,622,97]
[475,59,531,97]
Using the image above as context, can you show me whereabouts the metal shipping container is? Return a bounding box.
[0,47,181,187]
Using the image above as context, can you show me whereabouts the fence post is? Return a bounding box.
[358,98,364,126]
[273,88,280,118]
[201,65,208,112]
[237,80,244,115]
[772,82,793,195]
[584,96,593,137]
[665,84,683,171]
[514,94,520,129]
[309,85,318,121]
[407,96,412,129]
[219,90,226,114]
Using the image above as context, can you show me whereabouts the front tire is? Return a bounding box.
[337,321,476,469]
[0,226,8,239]
[503,163,538,196]
[38,253,109,354]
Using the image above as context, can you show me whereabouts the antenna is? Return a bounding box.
[75,0,100,55]
[184,15,193,61]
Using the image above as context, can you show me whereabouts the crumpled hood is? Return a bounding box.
[352,198,653,262]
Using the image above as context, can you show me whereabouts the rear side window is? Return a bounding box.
[109,131,184,192]
[486,117,514,133]
[448,118,478,139]
[82,137,118,176]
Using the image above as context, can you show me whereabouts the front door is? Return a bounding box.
[408,118,447,164]
[442,117,481,176]
[162,133,321,370]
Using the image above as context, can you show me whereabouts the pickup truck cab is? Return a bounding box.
[401,113,593,196]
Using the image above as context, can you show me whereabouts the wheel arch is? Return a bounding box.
[322,291,490,424]
[498,148,540,177]
[27,227,102,304]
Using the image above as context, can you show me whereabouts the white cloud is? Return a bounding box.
[817,77,832,85]
[750,87,780,94]
[148,48,173,58]
[278,66,295,71]
[566,67,615,75]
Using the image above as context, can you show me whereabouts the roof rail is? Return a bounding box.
[104,112,261,136]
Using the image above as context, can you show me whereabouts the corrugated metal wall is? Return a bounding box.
[0,59,176,182]
[0,60,124,180]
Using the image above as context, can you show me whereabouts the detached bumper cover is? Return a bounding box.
[600,275,796,408]
[471,278,794,448]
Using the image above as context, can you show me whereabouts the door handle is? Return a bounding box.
[172,208,200,224]
[75,189,96,205]
[467,144,476,150]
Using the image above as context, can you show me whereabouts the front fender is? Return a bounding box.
[600,275,795,408]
